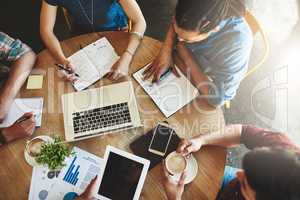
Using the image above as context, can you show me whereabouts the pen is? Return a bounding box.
[55,63,80,77]
[159,68,172,82]
[16,114,36,124]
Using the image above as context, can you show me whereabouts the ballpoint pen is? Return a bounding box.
[16,114,36,124]
[55,63,80,77]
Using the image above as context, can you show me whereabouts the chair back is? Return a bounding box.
[244,10,270,78]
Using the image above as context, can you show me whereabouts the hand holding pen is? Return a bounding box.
[55,60,79,82]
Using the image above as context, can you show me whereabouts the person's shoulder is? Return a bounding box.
[223,16,253,48]
[0,32,15,46]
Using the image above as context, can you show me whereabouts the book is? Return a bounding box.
[69,37,119,91]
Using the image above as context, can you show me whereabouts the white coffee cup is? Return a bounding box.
[165,151,187,181]
[24,135,53,167]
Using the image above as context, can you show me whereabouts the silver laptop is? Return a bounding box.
[61,81,142,141]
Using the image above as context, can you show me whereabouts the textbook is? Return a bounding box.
[69,37,119,91]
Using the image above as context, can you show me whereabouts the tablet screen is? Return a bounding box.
[98,152,144,200]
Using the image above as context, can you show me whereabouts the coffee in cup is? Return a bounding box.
[26,137,45,157]
[165,151,187,175]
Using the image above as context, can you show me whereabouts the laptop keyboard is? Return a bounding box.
[72,102,132,134]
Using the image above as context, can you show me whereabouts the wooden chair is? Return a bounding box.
[62,8,72,31]
[224,10,270,109]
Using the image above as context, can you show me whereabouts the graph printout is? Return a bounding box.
[48,147,103,200]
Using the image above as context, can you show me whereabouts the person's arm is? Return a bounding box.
[40,1,66,64]
[177,124,243,156]
[161,160,186,200]
[142,19,180,83]
[106,0,146,80]
[0,113,36,147]
[40,0,76,82]
[240,125,300,151]
[0,52,36,121]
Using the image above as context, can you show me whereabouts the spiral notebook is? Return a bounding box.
[68,37,119,91]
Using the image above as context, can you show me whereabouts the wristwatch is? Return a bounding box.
[0,129,7,145]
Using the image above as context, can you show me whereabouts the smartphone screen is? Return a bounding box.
[149,124,173,153]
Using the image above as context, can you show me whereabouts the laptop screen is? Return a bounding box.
[97,152,144,200]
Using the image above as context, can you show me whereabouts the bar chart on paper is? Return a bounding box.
[63,156,80,186]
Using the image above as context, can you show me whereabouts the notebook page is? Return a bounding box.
[0,98,43,127]
[68,50,100,91]
[133,64,199,118]
[83,37,119,78]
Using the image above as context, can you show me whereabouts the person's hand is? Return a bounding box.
[75,176,98,200]
[2,112,36,143]
[58,59,77,83]
[161,160,186,200]
[143,47,180,83]
[177,138,203,156]
[106,53,131,81]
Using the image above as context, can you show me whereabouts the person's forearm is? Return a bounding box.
[0,51,36,119]
[194,124,243,148]
[41,30,67,64]
[125,19,146,57]
[161,21,177,54]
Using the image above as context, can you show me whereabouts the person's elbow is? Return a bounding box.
[40,24,54,44]
[27,50,37,65]
[132,15,147,34]
[20,50,36,70]
[140,17,147,34]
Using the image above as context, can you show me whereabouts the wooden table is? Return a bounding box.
[0,32,226,200]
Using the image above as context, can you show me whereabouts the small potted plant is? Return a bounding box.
[30,136,73,170]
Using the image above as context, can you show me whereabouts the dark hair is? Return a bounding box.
[175,0,246,33]
[243,148,300,200]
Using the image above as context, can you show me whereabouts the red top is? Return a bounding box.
[218,125,300,200]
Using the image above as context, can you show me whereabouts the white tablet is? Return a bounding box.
[95,146,150,200]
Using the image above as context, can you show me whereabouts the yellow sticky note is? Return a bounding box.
[27,75,44,90]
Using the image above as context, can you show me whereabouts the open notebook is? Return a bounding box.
[133,63,199,118]
[69,37,119,91]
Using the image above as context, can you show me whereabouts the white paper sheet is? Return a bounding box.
[29,166,60,200]
[47,147,103,200]
[0,97,43,128]
[133,64,199,117]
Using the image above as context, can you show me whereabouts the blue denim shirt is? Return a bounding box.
[45,0,128,33]
[185,17,253,107]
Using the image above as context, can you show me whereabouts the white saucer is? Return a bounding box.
[24,135,53,167]
[171,154,198,184]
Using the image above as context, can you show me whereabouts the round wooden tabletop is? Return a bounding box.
[0,32,226,200]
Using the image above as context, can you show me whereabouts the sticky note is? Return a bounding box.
[27,75,43,90]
